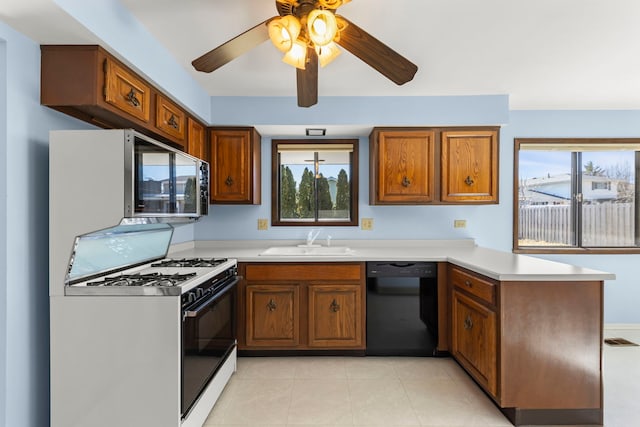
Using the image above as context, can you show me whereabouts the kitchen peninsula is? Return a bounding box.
[170,239,614,427]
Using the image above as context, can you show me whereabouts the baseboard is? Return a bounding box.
[604,323,640,330]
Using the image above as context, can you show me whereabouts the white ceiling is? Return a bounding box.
[3,0,640,110]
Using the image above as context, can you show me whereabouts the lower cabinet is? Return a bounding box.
[245,284,300,347]
[308,284,362,348]
[451,289,497,396]
[238,262,365,351]
[448,264,604,426]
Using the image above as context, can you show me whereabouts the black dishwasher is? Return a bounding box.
[366,261,438,356]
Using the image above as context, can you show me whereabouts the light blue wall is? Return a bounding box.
[197,102,640,324]
[52,0,211,121]
[504,110,640,324]
[0,20,94,427]
[0,35,7,427]
[1,2,640,426]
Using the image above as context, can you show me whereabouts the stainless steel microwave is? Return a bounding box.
[125,130,209,220]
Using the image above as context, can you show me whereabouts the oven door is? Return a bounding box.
[181,276,238,418]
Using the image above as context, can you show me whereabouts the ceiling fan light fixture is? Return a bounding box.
[318,0,350,9]
[307,9,338,46]
[316,41,341,67]
[268,16,302,52]
[282,39,308,69]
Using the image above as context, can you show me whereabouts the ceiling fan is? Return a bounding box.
[192,0,418,108]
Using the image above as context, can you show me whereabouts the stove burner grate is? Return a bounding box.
[150,257,228,268]
[87,272,197,287]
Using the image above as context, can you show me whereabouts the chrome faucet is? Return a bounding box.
[306,229,321,246]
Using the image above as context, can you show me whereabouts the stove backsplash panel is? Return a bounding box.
[67,222,173,283]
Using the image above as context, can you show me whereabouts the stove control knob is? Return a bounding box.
[196,288,205,298]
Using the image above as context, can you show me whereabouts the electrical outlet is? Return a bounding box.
[361,218,374,231]
[454,219,467,229]
[257,218,268,230]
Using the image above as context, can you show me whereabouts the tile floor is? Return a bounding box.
[204,328,640,427]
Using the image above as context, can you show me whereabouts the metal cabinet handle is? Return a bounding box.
[464,280,472,288]
[125,88,140,107]
[167,114,179,129]
[330,299,340,312]
[464,175,474,186]
[225,176,234,186]
[267,299,277,311]
[402,176,411,187]
[463,315,474,330]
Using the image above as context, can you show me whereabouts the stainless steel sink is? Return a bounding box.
[259,246,355,256]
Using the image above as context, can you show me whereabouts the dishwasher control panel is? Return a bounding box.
[366,261,437,278]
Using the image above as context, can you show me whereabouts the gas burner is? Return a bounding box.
[150,258,228,268]
[87,272,197,287]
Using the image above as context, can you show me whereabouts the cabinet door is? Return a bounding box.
[308,284,363,348]
[451,289,497,397]
[155,94,186,143]
[210,128,261,204]
[245,284,300,347]
[104,57,151,123]
[441,129,498,203]
[187,118,206,160]
[371,130,435,204]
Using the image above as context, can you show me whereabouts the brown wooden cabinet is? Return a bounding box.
[245,284,300,347]
[369,129,435,204]
[209,127,261,204]
[451,287,497,396]
[441,129,498,203]
[238,262,365,351]
[155,94,186,143]
[41,45,193,149]
[308,284,362,348]
[186,118,206,160]
[448,264,604,426]
[369,127,499,205]
[104,57,151,123]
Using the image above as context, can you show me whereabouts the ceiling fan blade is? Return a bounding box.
[297,47,318,108]
[335,16,418,85]
[192,19,272,73]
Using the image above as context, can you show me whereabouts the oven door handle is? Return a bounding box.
[183,276,240,319]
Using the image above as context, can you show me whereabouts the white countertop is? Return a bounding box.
[168,239,615,282]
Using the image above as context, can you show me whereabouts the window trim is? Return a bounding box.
[271,139,359,227]
[513,137,640,254]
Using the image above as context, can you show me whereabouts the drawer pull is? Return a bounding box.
[463,315,474,330]
[464,175,474,186]
[167,114,179,129]
[225,175,234,186]
[402,176,411,187]
[464,280,472,288]
[266,299,277,311]
[330,299,340,312]
[125,88,141,107]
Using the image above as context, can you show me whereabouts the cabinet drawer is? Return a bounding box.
[450,266,496,305]
[155,94,186,141]
[245,263,362,282]
[104,58,151,122]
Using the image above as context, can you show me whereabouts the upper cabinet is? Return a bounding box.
[370,127,499,205]
[187,118,206,160]
[41,45,204,151]
[369,129,435,204]
[104,57,151,123]
[209,127,261,204]
[154,94,186,143]
[441,129,499,203]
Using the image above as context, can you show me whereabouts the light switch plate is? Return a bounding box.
[257,218,268,230]
[454,219,467,228]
